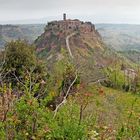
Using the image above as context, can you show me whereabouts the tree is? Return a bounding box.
[0,40,47,96]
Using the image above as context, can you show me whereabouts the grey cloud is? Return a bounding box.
[0,0,140,24]
[0,0,139,10]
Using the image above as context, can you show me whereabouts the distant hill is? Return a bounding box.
[96,24,140,51]
[1,23,140,52]
[0,24,45,48]
[35,19,134,84]
[118,50,140,64]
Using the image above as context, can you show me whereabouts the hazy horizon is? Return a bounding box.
[1,0,140,24]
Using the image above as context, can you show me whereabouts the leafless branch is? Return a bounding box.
[23,66,37,93]
[13,72,27,90]
[53,72,78,119]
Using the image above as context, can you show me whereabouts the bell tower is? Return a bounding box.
[63,13,66,21]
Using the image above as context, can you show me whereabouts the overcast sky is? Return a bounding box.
[0,0,140,24]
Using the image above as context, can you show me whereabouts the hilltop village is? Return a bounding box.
[45,14,100,36]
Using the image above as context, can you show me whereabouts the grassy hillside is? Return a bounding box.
[67,84,140,139]
[0,22,140,139]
